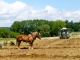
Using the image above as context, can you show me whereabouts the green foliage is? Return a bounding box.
[65,20,80,32]
[0,28,10,38]
[1,19,80,38]
[10,21,21,32]
[10,19,66,37]
[39,24,50,37]
[10,31,19,38]
[0,28,19,38]
[51,20,66,35]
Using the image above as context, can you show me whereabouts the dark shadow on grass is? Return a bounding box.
[20,47,29,49]
[20,47,40,49]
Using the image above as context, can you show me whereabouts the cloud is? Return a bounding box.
[0,1,80,27]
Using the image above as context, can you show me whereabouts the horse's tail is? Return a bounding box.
[16,35,19,46]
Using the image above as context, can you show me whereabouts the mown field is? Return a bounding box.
[0,35,80,60]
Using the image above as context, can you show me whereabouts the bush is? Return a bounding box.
[0,28,19,38]
[0,28,10,38]
[10,31,19,38]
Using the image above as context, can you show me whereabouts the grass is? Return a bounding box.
[0,38,16,45]
[0,33,80,45]
[0,38,41,46]
[70,32,80,38]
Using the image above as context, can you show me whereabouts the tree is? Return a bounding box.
[0,28,10,38]
[10,19,66,37]
[10,21,21,33]
[10,31,19,38]
[48,21,54,36]
[65,20,74,32]
[39,24,50,37]
[53,20,66,35]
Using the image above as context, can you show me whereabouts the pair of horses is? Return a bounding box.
[16,32,41,49]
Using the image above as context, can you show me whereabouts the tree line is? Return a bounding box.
[0,19,80,38]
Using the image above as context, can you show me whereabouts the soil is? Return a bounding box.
[0,37,80,60]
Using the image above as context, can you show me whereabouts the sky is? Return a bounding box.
[0,0,80,27]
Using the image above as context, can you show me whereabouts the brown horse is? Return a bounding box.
[16,32,41,49]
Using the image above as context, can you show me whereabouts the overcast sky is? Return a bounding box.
[0,0,80,27]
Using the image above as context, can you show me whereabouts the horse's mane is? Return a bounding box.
[30,32,40,39]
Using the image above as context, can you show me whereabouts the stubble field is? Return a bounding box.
[0,37,80,60]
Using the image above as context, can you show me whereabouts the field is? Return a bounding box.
[0,36,80,60]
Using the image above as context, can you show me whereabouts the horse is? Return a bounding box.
[16,32,41,49]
